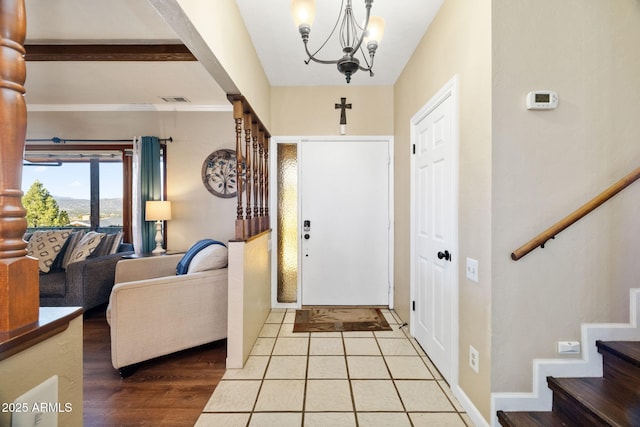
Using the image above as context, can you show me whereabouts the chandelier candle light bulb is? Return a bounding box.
[292,0,385,83]
[291,0,316,28]
[364,15,385,48]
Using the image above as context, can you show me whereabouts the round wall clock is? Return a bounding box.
[202,149,243,198]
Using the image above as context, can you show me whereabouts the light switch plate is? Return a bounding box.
[466,258,479,282]
[469,345,479,373]
[12,375,59,427]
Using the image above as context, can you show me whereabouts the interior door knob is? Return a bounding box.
[304,234,310,240]
[437,250,451,261]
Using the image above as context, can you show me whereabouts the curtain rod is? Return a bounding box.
[25,136,173,144]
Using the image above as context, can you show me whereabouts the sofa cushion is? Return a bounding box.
[26,230,72,273]
[187,244,228,273]
[176,239,226,275]
[38,270,67,297]
[66,231,106,265]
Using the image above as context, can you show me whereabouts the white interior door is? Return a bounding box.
[301,138,390,306]
[412,87,456,383]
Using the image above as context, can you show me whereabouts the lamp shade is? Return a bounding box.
[145,201,172,221]
[364,15,385,45]
[291,0,316,27]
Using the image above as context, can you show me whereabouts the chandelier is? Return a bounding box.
[291,0,385,83]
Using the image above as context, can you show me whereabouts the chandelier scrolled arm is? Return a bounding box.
[299,26,339,66]
[292,0,383,83]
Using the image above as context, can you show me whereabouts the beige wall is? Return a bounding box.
[394,0,492,420]
[164,112,237,249]
[271,86,393,136]
[0,315,83,427]
[491,0,640,393]
[227,232,272,368]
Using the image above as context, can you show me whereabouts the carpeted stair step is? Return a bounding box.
[497,410,570,426]
[597,341,640,390]
[548,376,640,426]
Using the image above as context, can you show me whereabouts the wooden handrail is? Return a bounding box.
[511,166,640,261]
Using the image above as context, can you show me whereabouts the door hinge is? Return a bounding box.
[412,144,416,154]
[412,300,416,311]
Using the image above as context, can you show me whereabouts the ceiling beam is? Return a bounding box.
[24,44,196,61]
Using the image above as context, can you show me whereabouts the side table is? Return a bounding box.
[121,250,184,259]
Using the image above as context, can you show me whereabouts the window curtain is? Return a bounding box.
[131,136,161,254]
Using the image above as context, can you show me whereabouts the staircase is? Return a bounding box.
[497,341,640,426]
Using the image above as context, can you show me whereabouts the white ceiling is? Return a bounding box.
[24,0,229,111]
[23,0,442,110]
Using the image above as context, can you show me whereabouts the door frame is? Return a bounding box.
[270,135,395,309]
[409,75,460,386]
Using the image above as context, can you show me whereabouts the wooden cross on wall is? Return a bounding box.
[335,97,351,135]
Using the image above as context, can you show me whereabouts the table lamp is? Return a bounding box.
[145,200,172,254]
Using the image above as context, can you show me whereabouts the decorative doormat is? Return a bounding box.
[293,307,392,333]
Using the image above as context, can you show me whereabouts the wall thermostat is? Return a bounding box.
[526,90,558,110]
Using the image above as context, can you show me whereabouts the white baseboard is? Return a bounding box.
[490,288,640,427]
[452,384,490,427]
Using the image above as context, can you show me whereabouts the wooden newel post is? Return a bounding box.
[0,0,40,332]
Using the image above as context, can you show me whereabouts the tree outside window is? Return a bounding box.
[22,180,70,227]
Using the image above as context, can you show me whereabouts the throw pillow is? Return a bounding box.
[108,231,124,254]
[187,243,228,273]
[90,231,124,258]
[66,231,106,265]
[176,239,226,275]
[26,230,72,273]
[61,231,86,269]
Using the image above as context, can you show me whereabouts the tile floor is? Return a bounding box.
[195,308,472,427]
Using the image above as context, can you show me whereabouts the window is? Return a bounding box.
[23,147,127,237]
[23,143,168,243]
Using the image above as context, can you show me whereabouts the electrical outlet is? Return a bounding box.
[469,345,479,373]
[466,257,479,282]
[558,341,581,354]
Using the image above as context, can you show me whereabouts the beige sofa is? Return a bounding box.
[107,253,228,376]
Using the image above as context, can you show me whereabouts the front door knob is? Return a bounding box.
[437,250,451,261]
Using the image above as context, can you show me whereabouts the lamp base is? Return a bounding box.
[152,220,166,254]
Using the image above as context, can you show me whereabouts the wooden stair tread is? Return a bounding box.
[498,341,640,424]
[497,410,570,426]
[597,341,640,367]
[548,376,640,426]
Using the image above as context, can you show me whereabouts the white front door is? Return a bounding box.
[300,138,390,306]
[411,81,457,384]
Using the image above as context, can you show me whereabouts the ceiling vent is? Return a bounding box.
[160,96,190,103]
